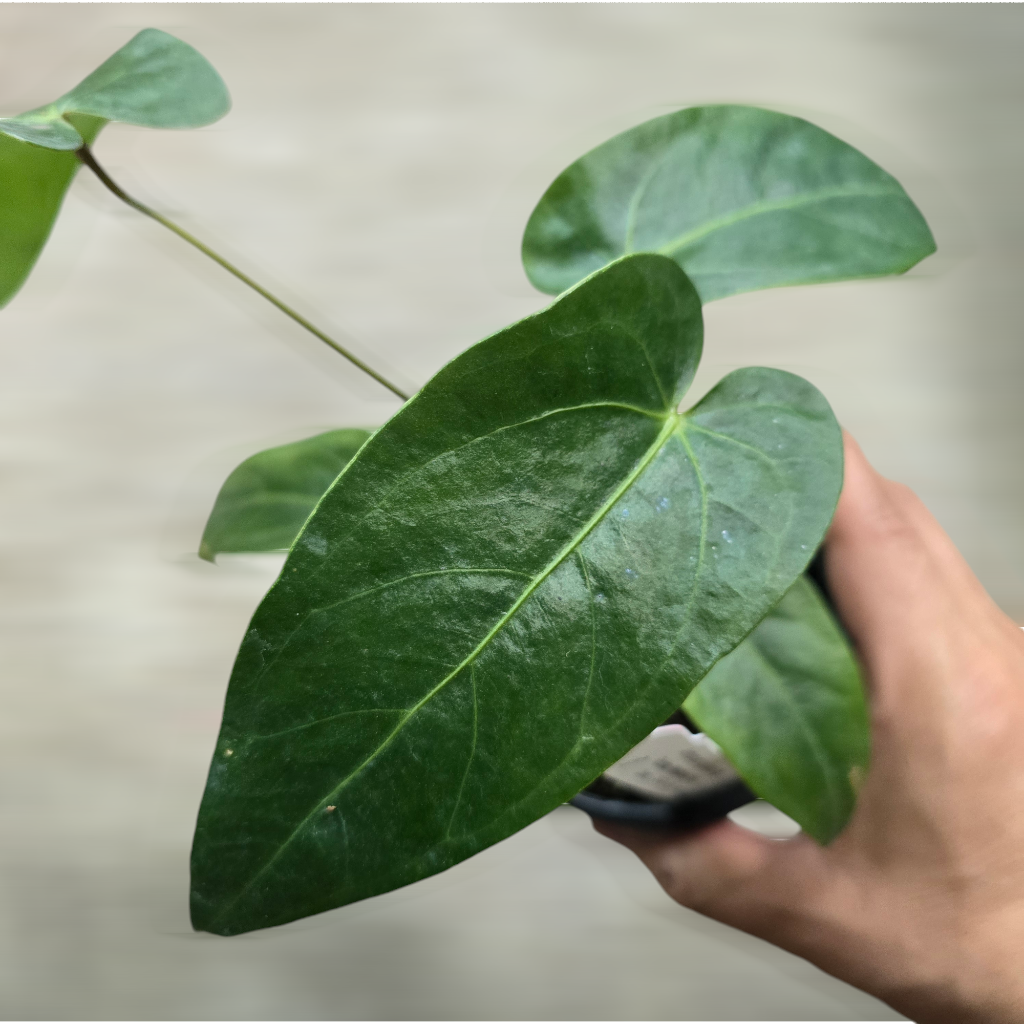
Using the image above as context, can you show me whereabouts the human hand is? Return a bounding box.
[594,433,1024,1023]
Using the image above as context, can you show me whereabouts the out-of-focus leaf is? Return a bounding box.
[189,253,843,935]
[522,105,936,302]
[200,429,372,562]
[685,574,869,844]
[0,29,229,307]
[0,28,229,151]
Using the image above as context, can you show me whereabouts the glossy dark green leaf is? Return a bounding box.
[0,29,229,308]
[685,574,869,844]
[0,28,230,151]
[190,253,843,935]
[200,429,371,562]
[522,105,936,302]
[0,113,104,308]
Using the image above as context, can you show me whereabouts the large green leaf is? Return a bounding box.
[0,113,104,308]
[522,105,936,302]
[200,429,372,562]
[190,253,843,935]
[0,29,229,308]
[685,574,869,844]
[0,28,229,151]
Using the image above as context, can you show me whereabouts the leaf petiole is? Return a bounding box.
[75,143,410,401]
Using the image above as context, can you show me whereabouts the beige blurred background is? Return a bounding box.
[1,3,1022,1019]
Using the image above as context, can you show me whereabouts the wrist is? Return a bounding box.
[882,905,1024,1024]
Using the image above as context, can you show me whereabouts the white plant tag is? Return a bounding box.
[601,724,741,801]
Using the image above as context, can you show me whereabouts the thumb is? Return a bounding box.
[593,817,833,942]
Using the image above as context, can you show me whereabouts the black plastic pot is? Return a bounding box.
[571,778,756,829]
[572,549,836,829]
[570,710,756,829]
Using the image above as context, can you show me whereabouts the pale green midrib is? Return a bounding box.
[448,421,711,844]
[511,422,706,812]
[684,422,786,469]
[209,411,680,927]
[492,425,709,828]
[651,185,902,259]
[623,147,675,253]
[663,423,710,666]
[246,401,663,689]
[495,423,712,831]
[445,664,479,840]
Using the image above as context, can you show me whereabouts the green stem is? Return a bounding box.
[75,144,410,402]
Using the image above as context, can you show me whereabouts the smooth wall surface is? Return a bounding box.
[2,4,1022,1019]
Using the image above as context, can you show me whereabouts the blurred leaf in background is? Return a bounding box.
[686,574,869,844]
[0,28,229,307]
[200,429,371,561]
[522,105,936,302]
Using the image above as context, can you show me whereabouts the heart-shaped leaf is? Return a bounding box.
[200,429,372,561]
[0,28,230,151]
[522,105,936,302]
[685,574,869,843]
[190,253,843,935]
[0,29,229,308]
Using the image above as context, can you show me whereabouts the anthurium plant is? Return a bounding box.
[1,29,935,936]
